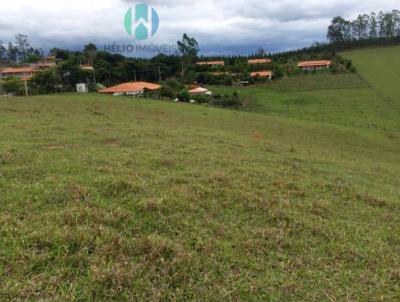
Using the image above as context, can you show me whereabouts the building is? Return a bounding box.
[248,58,271,65]
[80,64,94,71]
[76,83,89,93]
[250,70,273,79]
[211,72,229,76]
[196,61,225,67]
[31,61,56,70]
[189,87,212,96]
[298,60,331,71]
[0,66,40,81]
[98,82,161,96]
[233,81,250,87]
[30,56,57,70]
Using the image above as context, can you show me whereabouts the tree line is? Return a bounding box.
[327,10,400,43]
[0,34,43,64]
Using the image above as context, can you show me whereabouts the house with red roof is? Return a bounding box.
[189,87,212,96]
[0,66,40,81]
[196,61,225,67]
[250,70,273,79]
[298,60,331,71]
[98,82,161,96]
[248,58,271,65]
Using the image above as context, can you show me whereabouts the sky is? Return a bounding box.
[0,0,398,56]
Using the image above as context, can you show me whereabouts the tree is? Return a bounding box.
[393,10,400,36]
[15,34,31,62]
[369,12,378,38]
[25,53,42,63]
[177,34,199,62]
[1,77,24,95]
[50,48,70,61]
[379,11,395,38]
[84,43,97,65]
[29,70,58,94]
[57,59,86,88]
[0,41,6,64]
[160,84,176,98]
[7,42,18,63]
[327,17,351,43]
[256,47,267,56]
[352,14,370,39]
[177,89,190,102]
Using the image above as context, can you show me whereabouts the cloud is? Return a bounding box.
[0,0,398,55]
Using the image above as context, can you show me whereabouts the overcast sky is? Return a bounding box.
[0,0,398,56]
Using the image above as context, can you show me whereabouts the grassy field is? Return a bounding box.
[342,46,400,102]
[210,46,400,131]
[1,46,400,301]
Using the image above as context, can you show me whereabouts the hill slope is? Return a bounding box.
[1,92,399,300]
[211,46,400,132]
[342,46,400,103]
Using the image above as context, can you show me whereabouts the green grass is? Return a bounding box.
[342,46,400,102]
[1,91,400,300]
[210,48,400,132]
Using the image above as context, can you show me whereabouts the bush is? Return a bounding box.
[345,59,352,69]
[193,94,210,104]
[177,89,190,102]
[224,77,233,86]
[165,79,184,91]
[330,65,338,74]
[272,66,284,79]
[349,66,357,73]
[210,91,242,108]
[1,77,24,95]
[29,70,58,94]
[160,84,176,99]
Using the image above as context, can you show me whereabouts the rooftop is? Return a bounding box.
[99,82,161,94]
[80,64,94,71]
[298,60,332,67]
[0,66,40,74]
[196,61,225,66]
[248,58,272,64]
[250,70,273,78]
[189,87,209,94]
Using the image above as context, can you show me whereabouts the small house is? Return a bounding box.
[250,70,273,80]
[98,82,161,96]
[80,64,94,71]
[0,66,40,81]
[196,61,225,67]
[189,87,212,96]
[298,60,331,71]
[248,58,271,65]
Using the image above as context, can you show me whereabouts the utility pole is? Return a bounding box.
[24,80,28,97]
[158,66,162,82]
[181,62,184,78]
[133,70,137,81]
[92,68,96,85]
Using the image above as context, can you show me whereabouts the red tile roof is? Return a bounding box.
[189,87,209,94]
[211,72,229,76]
[0,67,39,74]
[99,82,161,94]
[250,70,273,78]
[298,60,331,67]
[32,62,56,69]
[248,58,271,64]
[196,61,225,66]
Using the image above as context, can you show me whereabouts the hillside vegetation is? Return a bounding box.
[342,46,400,102]
[210,46,400,133]
[0,47,400,301]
